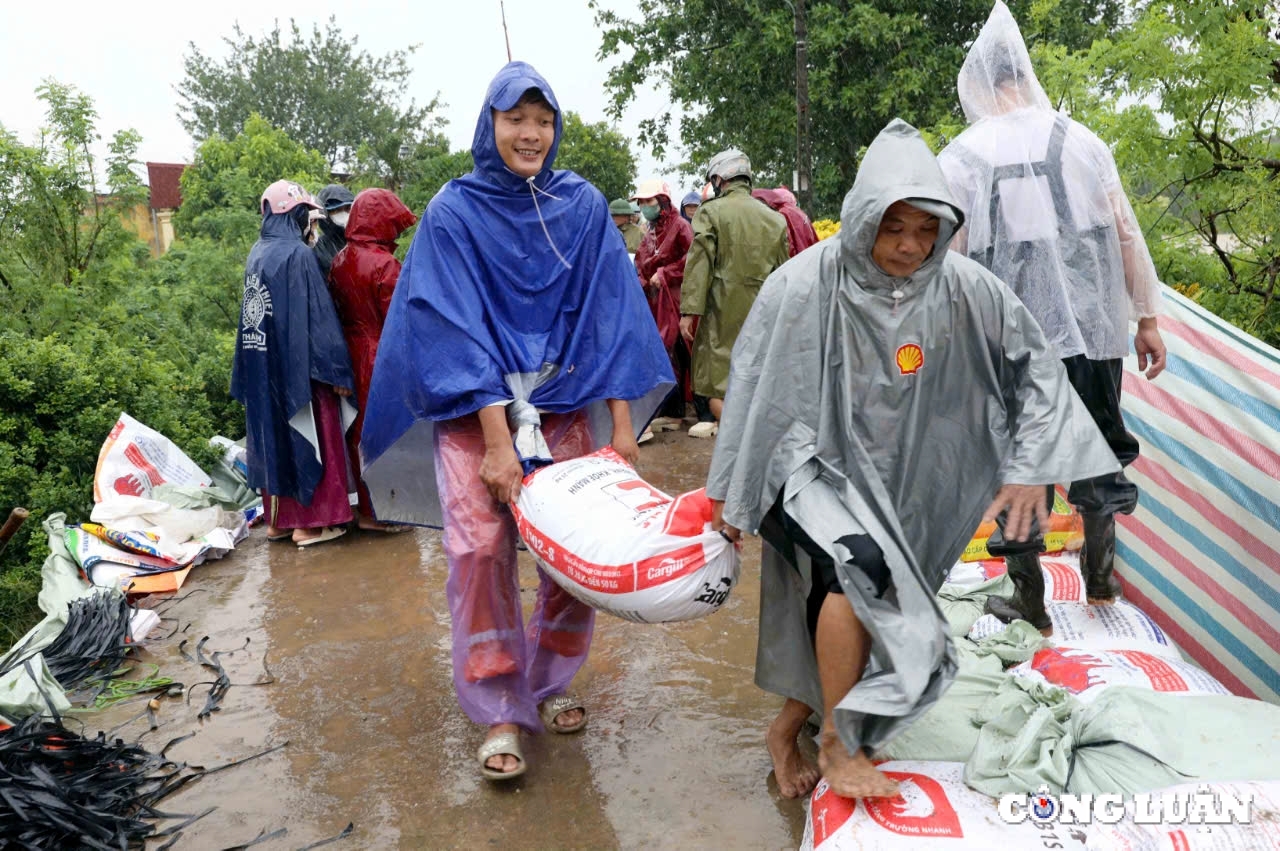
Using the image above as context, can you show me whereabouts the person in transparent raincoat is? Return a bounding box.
[938,1,1167,633]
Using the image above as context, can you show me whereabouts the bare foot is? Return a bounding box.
[357,517,406,533]
[1038,625,1055,638]
[292,529,319,545]
[555,708,584,729]
[818,734,899,799]
[1086,595,1117,606]
[484,723,522,774]
[767,718,820,798]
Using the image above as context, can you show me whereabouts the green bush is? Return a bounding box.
[0,330,231,641]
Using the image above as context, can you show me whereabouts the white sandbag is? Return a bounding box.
[969,600,1178,658]
[1010,647,1232,703]
[1086,780,1280,850]
[802,760,1089,850]
[947,554,1087,604]
[93,413,211,503]
[511,448,740,623]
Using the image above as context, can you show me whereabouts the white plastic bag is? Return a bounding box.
[802,760,1090,850]
[1086,780,1280,850]
[511,448,740,623]
[969,600,1178,658]
[1010,647,1231,702]
[93,413,211,503]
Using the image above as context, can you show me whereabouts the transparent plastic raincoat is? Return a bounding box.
[937,1,1161,361]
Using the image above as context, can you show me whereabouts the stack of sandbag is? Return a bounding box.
[511,447,740,623]
[801,761,1090,851]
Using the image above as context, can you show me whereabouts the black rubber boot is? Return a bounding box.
[984,552,1052,634]
[1082,513,1121,604]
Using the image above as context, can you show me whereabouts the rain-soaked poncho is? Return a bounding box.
[359,62,674,526]
[752,187,819,257]
[231,206,354,505]
[680,181,790,398]
[937,1,1161,361]
[706,119,1119,756]
[328,188,418,516]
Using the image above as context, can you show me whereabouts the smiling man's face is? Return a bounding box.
[492,99,556,179]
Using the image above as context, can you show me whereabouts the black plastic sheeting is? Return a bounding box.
[1,592,134,695]
[0,714,301,849]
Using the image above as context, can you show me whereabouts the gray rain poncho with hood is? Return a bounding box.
[706,119,1120,755]
[937,1,1161,361]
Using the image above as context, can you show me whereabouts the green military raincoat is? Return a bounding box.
[681,181,789,398]
[618,222,645,254]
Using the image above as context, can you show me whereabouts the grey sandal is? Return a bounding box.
[477,732,526,781]
[539,695,587,734]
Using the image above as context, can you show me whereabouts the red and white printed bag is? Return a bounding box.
[511,448,740,623]
[802,760,1090,850]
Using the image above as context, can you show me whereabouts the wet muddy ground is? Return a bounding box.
[95,431,809,850]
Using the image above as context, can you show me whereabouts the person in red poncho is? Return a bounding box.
[632,178,694,431]
[753,186,820,257]
[327,188,419,531]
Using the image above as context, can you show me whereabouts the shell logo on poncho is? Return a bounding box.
[896,343,924,375]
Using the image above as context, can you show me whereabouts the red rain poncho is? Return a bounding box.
[753,187,819,257]
[327,188,418,514]
[634,205,692,350]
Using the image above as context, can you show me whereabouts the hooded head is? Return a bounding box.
[840,119,963,289]
[958,1,1052,124]
[471,61,563,190]
[680,191,702,221]
[345,188,418,246]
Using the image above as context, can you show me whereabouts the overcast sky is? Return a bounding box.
[0,0,692,197]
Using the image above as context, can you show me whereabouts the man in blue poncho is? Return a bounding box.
[360,62,674,781]
[231,180,356,548]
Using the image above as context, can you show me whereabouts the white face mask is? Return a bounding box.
[329,211,350,228]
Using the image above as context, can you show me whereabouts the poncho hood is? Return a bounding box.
[345,188,417,246]
[958,1,1052,124]
[470,61,563,192]
[359,62,674,526]
[839,119,963,293]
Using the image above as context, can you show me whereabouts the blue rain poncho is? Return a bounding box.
[230,207,354,504]
[360,62,674,526]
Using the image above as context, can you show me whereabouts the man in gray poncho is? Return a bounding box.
[706,118,1120,799]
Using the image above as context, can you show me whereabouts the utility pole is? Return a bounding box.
[500,0,513,62]
[793,0,814,213]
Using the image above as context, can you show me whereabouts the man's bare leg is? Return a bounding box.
[815,593,899,798]
[709,398,724,421]
[767,698,821,798]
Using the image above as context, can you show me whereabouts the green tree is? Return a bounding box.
[0,81,146,296]
[177,17,443,170]
[175,113,330,247]
[1034,1,1280,344]
[555,111,638,201]
[592,0,1121,216]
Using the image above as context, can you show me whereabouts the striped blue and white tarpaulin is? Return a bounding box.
[1116,286,1280,704]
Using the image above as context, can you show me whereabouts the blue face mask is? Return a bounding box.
[640,204,661,222]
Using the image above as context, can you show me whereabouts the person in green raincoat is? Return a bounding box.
[679,149,790,437]
[610,198,645,253]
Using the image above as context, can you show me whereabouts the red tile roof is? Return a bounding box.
[146,162,187,210]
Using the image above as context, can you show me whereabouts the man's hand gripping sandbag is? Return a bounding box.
[510,448,741,623]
